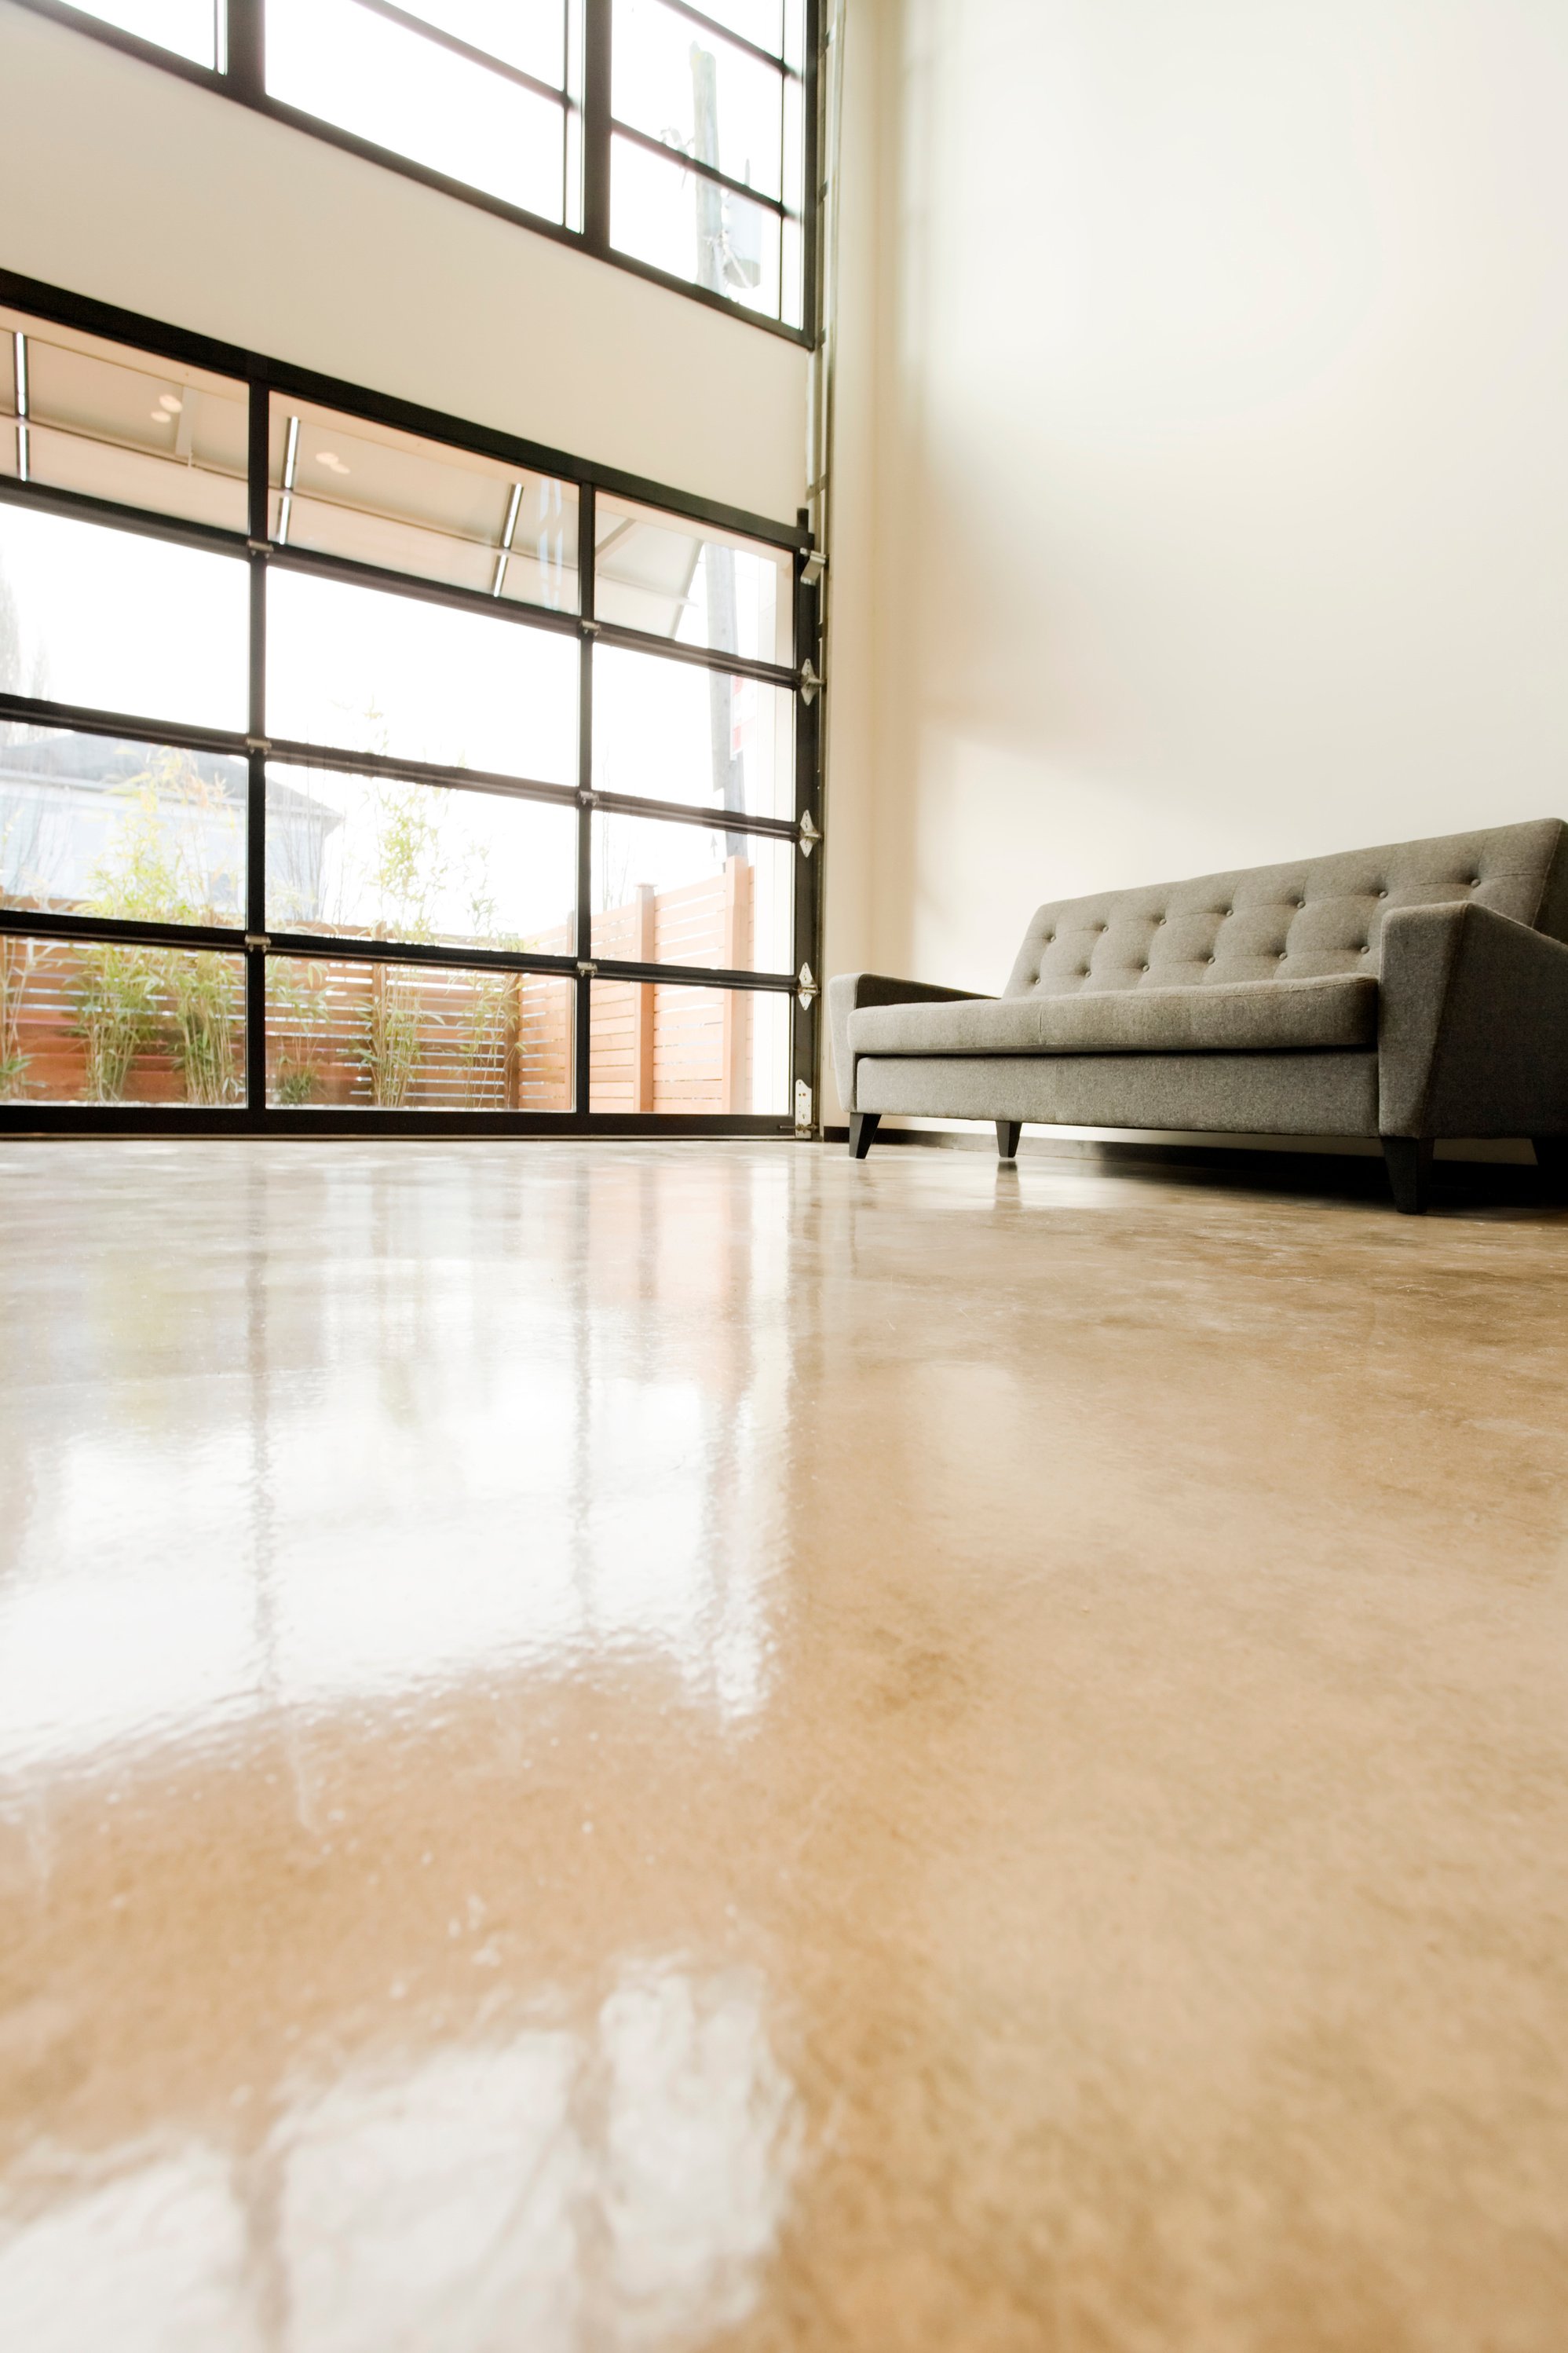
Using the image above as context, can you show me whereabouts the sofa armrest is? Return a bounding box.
[1379,900,1568,1137]
[827,972,988,1111]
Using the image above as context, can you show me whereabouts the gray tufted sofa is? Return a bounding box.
[827,819,1568,1212]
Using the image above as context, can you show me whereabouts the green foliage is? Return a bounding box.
[0,935,40,1103]
[74,750,242,1104]
[267,958,331,1106]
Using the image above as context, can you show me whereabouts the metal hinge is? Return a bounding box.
[794,1079,814,1135]
[800,551,826,589]
[799,810,821,858]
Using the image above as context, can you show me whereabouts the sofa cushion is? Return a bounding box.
[847,972,1379,1058]
[1002,818,1568,1000]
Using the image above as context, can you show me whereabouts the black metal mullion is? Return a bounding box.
[793,517,822,1131]
[582,0,612,255]
[593,618,797,690]
[245,372,269,1111]
[266,931,577,977]
[225,0,264,98]
[0,269,813,549]
[0,472,248,560]
[0,691,247,758]
[6,4,817,350]
[648,0,796,75]
[0,907,247,953]
[266,542,583,641]
[608,118,791,218]
[575,483,597,1114]
[349,0,569,101]
[593,957,795,991]
[588,789,795,840]
[266,738,579,809]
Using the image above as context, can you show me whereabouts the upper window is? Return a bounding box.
[37,0,814,336]
[265,0,581,230]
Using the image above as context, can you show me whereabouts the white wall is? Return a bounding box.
[0,2,810,522]
[824,0,1568,1114]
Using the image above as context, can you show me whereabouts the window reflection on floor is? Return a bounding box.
[0,1963,798,2353]
[0,1151,794,1772]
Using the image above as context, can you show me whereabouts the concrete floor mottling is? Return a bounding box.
[2,1138,1566,2351]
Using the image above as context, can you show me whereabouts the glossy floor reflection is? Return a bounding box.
[2,1139,1567,2351]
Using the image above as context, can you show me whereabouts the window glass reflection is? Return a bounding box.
[266,0,568,224]
[594,643,792,822]
[613,0,784,200]
[1,728,245,924]
[265,764,576,954]
[609,136,782,319]
[0,503,248,732]
[266,569,578,782]
[591,810,791,976]
[2,309,247,534]
[269,395,578,612]
[594,495,790,666]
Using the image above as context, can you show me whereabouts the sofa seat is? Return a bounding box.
[847,971,1379,1058]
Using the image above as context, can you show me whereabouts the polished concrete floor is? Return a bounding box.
[1,1138,1566,2351]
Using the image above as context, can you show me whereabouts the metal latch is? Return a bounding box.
[799,660,822,706]
[799,811,821,858]
[797,961,817,1008]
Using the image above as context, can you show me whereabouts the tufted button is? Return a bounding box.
[1377,889,1387,899]
[1139,962,1150,972]
[1206,955,1216,965]
[1469,876,1481,888]
[1156,915,1167,927]
[1360,943,1371,954]
[1044,932,1054,943]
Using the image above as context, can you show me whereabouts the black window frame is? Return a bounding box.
[7,0,821,347]
[0,269,823,1136]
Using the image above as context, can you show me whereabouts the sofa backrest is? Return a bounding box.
[1003,819,1568,999]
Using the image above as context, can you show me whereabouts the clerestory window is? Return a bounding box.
[20,0,816,336]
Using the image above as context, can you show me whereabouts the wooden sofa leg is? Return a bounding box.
[996,1122,1022,1162]
[1383,1136,1435,1215]
[1533,1136,1568,1197]
[849,1112,881,1160]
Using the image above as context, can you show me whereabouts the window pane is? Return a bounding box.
[594,643,792,820]
[594,494,790,664]
[68,1,217,65]
[589,979,787,1113]
[590,811,791,975]
[269,396,578,613]
[0,504,248,733]
[2,310,247,534]
[266,0,567,224]
[613,0,784,202]
[265,953,573,1111]
[1,728,245,924]
[388,0,567,84]
[673,1,784,63]
[266,569,578,782]
[610,137,781,319]
[0,934,244,1106]
[266,764,576,954]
